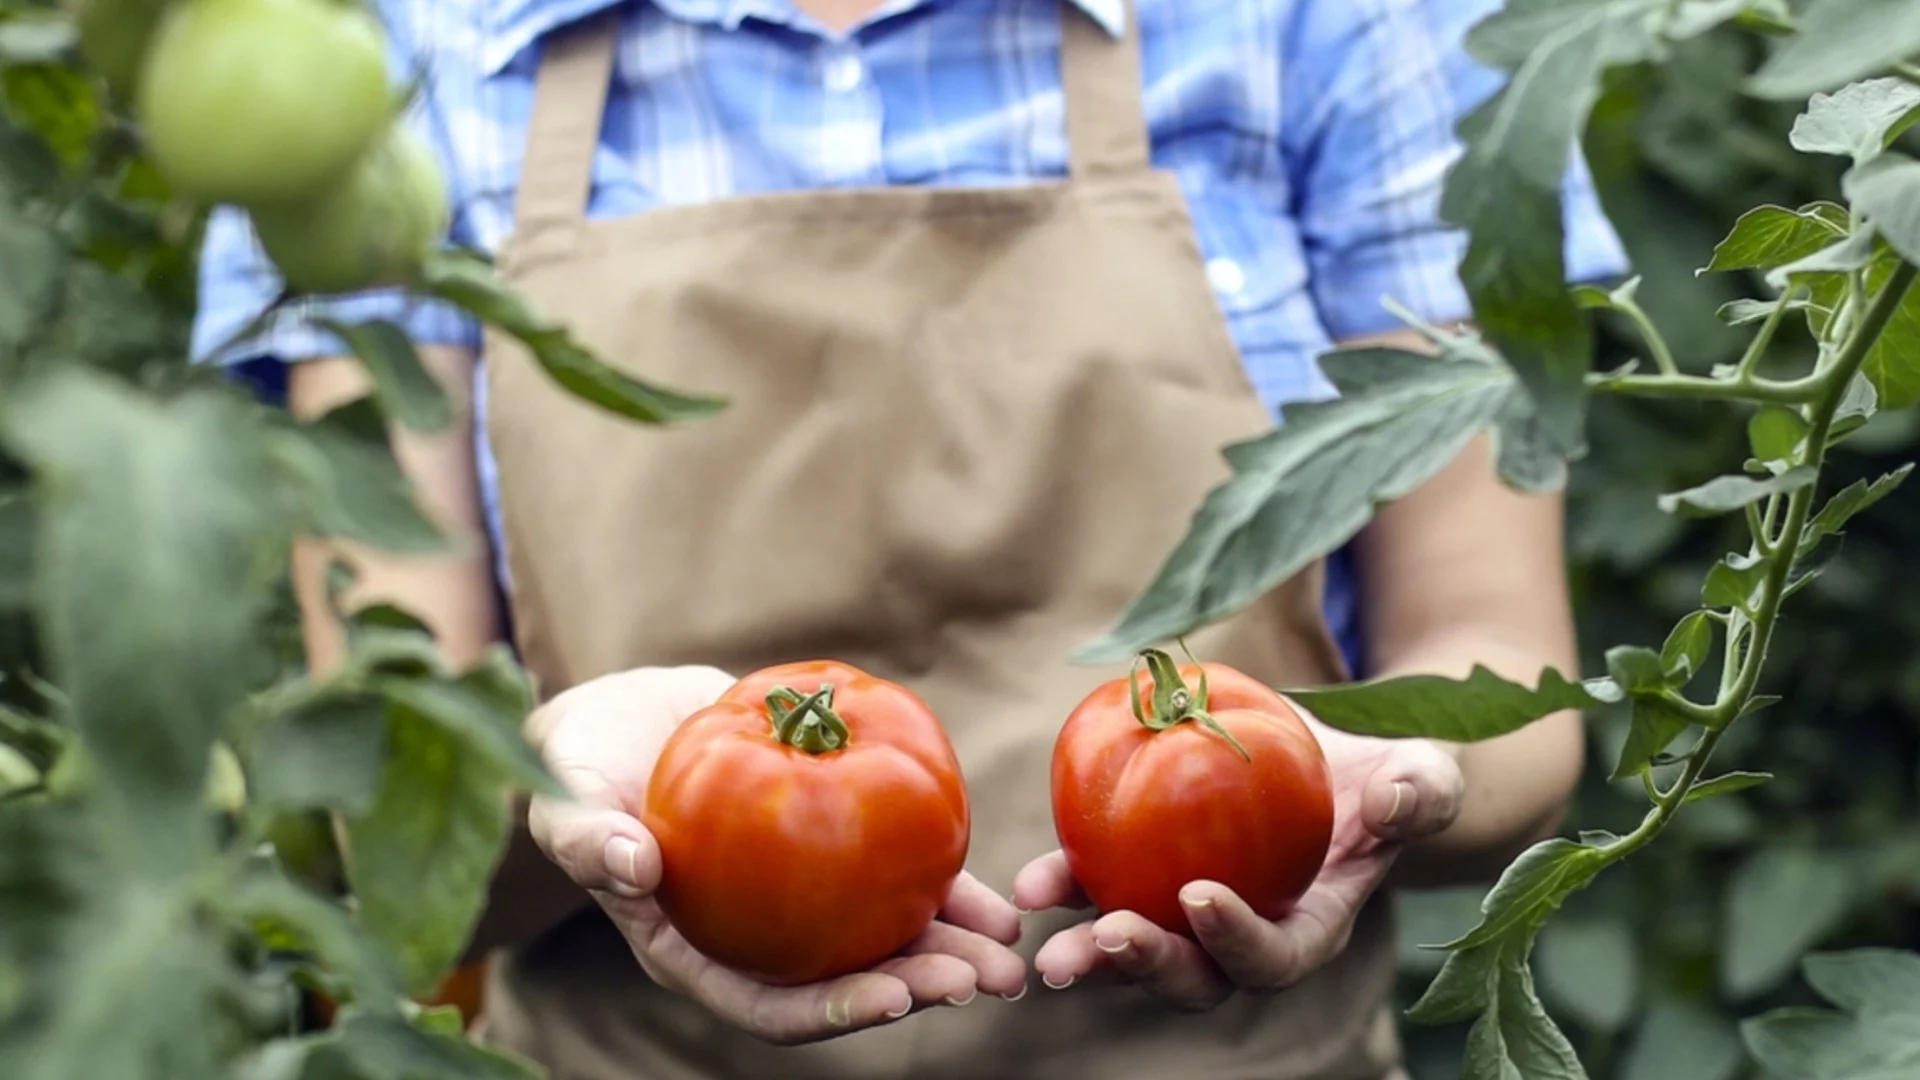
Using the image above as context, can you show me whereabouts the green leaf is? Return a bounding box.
[1462,0,1657,71]
[314,319,451,434]
[1705,203,1849,272]
[1668,0,1789,38]
[1536,916,1638,1033]
[372,648,558,797]
[1802,464,1914,548]
[1620,998,1743,1080]
[1833,372,1879,440]
[269,397,447,555]
[1656,467,1815,517]
[1843,153,1920,265]
[0,740,36,792]
[1748,406,1809,463]
[0,489,30,608]
[1721,846,1857,999]
[1605,645,1667,694]
[1683,771,1773,805]
[419,250,726,425]
[0,14,77,66]
[313,1009,540,1080]
[218,865,403,1006]
[1612,695,1695,782]
[343,712,512,997]
[1750,0,1920,101]
[1791,77,1920,162]
[1441,6,1648,456]
[1766,229,1877,292]
[1492,391,1569,493]
[1,370,281,875]
[1282,665,1599,743]
[247,694,389,815]
[0,203,64,356]
[1702,553,1767,612]
[1076,346,1519,661]
[1718,296,1812,326]
[1660,611,1714,681]
[1742,951,1920,1080]
[1445,839,1609,951]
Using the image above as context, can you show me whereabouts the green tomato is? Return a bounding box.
[136,0,393,207]
[250,125,450,294]
[64,0,169,103]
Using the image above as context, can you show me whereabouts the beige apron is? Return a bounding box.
[476,4,1403,1077]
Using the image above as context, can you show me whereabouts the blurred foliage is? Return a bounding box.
[1398,24,1920,1080]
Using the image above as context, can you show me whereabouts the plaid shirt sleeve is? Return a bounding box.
[1282,0,1630,341]
[188,9,482,377]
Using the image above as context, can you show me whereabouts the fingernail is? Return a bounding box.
[944,990,977,1007]
[883,999,913,1020]
[1182,889,1217,928]
[1000,984,1029,1003]
[1383,781,1417,826]
[1013,904,1033,915]
[826,998,855,1028]
[604,837,642,897]
[1094,934,1130,956]
[1042,973,1076,991]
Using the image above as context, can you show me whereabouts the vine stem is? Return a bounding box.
[1588,370,1821,404]
[1599,259,1919,866]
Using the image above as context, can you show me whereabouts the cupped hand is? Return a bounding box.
[1012,710,1464,1012]
[524,665,1028,1045]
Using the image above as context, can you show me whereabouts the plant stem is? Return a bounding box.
[1616,295,1680,376]
[1589,370,1822,405]
[1734,286,1796,383]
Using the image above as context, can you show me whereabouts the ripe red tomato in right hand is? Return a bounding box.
[1050,650,1335,934]
[643,660,969,986]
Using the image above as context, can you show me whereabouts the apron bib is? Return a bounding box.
[476,6,1402,1077]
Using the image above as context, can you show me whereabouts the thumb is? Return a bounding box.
[528,765,661,899]
[1360,740,1464,844]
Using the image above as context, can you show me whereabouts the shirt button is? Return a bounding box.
[823,50,865,93]
[1206,257,1247,296]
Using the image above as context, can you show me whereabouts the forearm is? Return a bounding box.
[287,349,592,955]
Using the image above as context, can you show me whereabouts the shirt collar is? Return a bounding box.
[480,0,1126,76]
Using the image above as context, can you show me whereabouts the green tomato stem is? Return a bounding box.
[766,684,850,754]
[1588,370,1822,405]
[1127,648,1252,762]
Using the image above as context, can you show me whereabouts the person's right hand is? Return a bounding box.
[524,665,1028,1046]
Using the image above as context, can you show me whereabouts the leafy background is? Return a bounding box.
[1395,20,1920,1080]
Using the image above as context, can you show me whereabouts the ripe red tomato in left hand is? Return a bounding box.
[642,660,970,986]
[1051,650,1335,935]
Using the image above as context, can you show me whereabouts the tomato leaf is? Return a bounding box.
[1704,203,1849,272]
[342,711,512,997]
[314,318,451,434]
[268,396,448,555]
[1702,553,1768,612]
[1721,846,1857,999]
[1612,695,1695,782]
[1742,951,1920,1080]
[1604,646,1667,694]
[1750,0,1920,101]
[1660,611,1715,682]
[1282,664,1600,743]
[0,201,64,356]
[1076,345,1522,662]
[1802,464,1914,548]
[319,1009,540,1079]
[1442,839,1610,952]
[1620,998,1744,1080]
[371,646,558,797]
[0,489,31,609]
[1656,467,1815,518]
[1683,771,1774,805]
[1747,406,1809,464]
[1844,153,1920,266]
[1,370,282,875]
[1791,78,1920,163]
[1669,0,1790,38]
[217,864,402,1007]
[246,694,390,815]
[418,250,726,425]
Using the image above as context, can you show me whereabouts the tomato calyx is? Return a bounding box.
[1128,648,1252,762]
[766,684,851,754]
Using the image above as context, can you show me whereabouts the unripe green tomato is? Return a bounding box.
[250,125,450,294]
[63,0,169,103]
[136,0,393,207]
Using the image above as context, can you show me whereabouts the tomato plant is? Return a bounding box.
[250,124,449,294]
[135,0,393,207]
[643,660,970,986]
[1051,649,1333,935]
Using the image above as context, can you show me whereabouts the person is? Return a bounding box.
[195,0,1626,1076]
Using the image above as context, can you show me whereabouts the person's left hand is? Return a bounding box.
[1011,713,1464,1012]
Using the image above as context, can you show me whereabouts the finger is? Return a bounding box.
[1361,741,1465,843]
[941,872,1022,946]
[527,787,658,899]
[901,920,1028,1000]
[1011,850,1089,914]
[1032,920,1106,991]
[1182,881,1341,993]
[1091,909,1230,1012]
[871,951,981,1008]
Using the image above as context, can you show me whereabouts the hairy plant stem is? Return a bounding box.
[1597,260,1920,866]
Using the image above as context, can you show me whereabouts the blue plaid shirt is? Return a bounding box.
[193,0,1629,673]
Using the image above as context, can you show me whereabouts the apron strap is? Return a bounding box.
[515,11,619,229]
[1059,0,1151,179]
[513,0,1149,228]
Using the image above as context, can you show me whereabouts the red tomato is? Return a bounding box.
[642,660,969,986]
[1051,650,1334,935]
